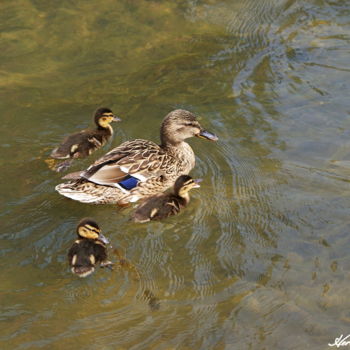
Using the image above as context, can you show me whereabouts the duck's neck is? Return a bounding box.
[161,140,196,175]
[160,134,179,148]
[160,124,177,147]
[97,124,113,135]
[161,138,185,150]
[177,189,190,204]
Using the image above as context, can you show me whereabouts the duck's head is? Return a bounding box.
[160,109,218,146]
[94,107,121,129]
[174,175,202,198]
[76,218,110,244]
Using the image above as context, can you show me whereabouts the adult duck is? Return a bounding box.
[55,109,217,204]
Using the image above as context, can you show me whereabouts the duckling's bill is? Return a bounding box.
[197,130,218,141]
[98,233,110,245]
[193,178,202,188]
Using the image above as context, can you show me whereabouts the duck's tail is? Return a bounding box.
[55,180,123,204]
[50,147,70,159]
[71,266,95,278]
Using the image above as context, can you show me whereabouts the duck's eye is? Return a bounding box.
[79,227,89,236]
[184,122,199,128]
[101,117,107,121]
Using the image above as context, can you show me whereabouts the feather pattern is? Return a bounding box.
[131,175,200,222]
[68,219,111,277]
[56,140,194,204]
[56,109,217,204]
[49,108,120,172]
[51,129,112,159]
[132,195,185,222]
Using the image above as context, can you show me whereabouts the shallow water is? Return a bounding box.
[1,0,350,349]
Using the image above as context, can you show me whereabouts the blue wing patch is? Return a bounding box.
[118,175,140,190]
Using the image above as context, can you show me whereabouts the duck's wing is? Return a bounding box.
[67,241,80,265]
[51,130,94,159]
[132,194,169,222]
[132,194,182,222]
[51,131,85,159]
[81,139,168,187]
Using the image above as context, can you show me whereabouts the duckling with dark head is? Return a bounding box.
[67,218,113,278]
[50,108,121,172]
[132,175,201,223]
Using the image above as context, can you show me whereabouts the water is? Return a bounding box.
[1,0,350,348]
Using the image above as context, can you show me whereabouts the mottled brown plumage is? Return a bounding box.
[50,108,121,172]
[132,175,201,222]
[56,109,217,204]
[67,218,113,278]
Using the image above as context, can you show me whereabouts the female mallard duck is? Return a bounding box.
[50,108,121,172]
[67,218,113,278]
[132,175,201,222]
[56,109,217,204]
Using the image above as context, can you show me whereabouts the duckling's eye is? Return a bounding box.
[101,117,107,121]
[80,227,89,236]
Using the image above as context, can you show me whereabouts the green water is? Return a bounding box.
[1,0,350,349]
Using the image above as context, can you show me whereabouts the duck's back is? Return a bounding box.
[56,139,195,204]
[84,139,164,176]
[51,129,111,159]
[132,194,186,222]
[68,240,107,268]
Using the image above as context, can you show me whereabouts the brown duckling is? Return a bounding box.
[132,175,201,223]
[51,107,121,172]
[67,218,113,278]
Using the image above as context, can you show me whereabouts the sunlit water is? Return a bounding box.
[1,0,350,349]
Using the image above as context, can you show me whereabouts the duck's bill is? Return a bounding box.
[112,116,122,122]
[98,233,110,245]
[193,178,203,188]
[197,130,218,141]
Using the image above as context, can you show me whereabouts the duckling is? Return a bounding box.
[132,175,201,222]
[50,108,121,172]
[67,218,113,278]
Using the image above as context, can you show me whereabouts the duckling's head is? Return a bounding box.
[94,107,121,129]
[174,175,202,199]
[160,109,218,146]
[76,218,109,244]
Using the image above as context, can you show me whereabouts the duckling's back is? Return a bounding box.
[68,239,107,278]
[51,128,111,159]
[132,194,185,222]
